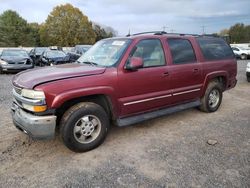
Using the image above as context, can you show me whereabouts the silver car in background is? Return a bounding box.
[0,49,34,73]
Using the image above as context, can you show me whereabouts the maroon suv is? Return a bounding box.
[11,32,237,152]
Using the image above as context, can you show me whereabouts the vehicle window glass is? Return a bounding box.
[167,38,196,64]
[232,47,239,51]
[77,39,131,67]
[47,51,66,58]
[130,39,165,68]
[1,50,29,58]
[197,37,234,60]
[36,48,47,55]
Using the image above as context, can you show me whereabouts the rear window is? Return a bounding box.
[197,37,234,60]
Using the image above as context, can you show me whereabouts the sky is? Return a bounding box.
[0,0,250,36]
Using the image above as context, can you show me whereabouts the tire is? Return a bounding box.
[247,76,250,82]
[60,102,110,152]
[0,67,3,74]
[240,54,247,60]
[199,81,223,112]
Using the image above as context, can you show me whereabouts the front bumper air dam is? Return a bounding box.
[11,104,57,140]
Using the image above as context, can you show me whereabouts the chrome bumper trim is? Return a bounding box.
[11,103,56,139]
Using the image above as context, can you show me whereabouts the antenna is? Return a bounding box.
[126,29,131,37]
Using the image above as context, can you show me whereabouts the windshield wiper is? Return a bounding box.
[81,61,98,66]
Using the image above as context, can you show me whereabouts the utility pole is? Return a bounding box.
[170,29,175,33]
[162,26,168,32]
[201,25,206,34]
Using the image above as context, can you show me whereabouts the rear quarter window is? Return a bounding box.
[197,37,235,61]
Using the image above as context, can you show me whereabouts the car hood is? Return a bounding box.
[13,63,106,89]
[1,56,30,62]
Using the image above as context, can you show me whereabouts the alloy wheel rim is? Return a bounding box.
[73,115,101,144]
[208,89,220,108]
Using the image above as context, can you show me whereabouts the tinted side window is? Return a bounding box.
[131,39,165,68]
[197,37,235,60]
[167,39,196,64]
[232,47,239,51]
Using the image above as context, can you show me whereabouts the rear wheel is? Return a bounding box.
[247,76,250,82]
[60,102,110,152]
[199,81,223,112]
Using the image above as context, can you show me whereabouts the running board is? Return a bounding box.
[117,100,201,127]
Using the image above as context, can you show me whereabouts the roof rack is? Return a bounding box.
[126,31,167,37]
[166,33,200,36]
[126,31,218,38]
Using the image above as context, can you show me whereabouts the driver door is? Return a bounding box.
[117,39,172,117]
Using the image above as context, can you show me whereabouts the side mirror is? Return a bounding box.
[125,57,143,71]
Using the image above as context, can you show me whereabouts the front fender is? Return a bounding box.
[50,86,117,109]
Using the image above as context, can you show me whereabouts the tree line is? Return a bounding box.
[219,23,250,43]
[0,3,116,47]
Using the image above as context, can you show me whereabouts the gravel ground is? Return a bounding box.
[0,60,249,188]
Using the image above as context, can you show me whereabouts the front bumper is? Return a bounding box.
[11,103,57,140]
[1,64,33,72]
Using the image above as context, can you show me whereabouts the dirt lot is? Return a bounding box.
[0,61,249,187]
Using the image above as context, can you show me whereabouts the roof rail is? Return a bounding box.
[166,33,200,37]
[126,31,167,37]
[126,31,217,38]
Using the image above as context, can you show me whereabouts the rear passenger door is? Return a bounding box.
[166,38,203,103]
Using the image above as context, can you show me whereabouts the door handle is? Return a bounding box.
[193,68,199,73]
[162,72,169,77]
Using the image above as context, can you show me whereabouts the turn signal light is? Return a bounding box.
[33,105,47,112]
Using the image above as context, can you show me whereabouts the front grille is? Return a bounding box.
[14,86,22,95]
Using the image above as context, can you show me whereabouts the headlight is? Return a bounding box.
[21,89,45,99]
[0,59,7,65]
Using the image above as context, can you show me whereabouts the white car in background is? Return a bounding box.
[231,46,250,60]
[246,62,250,82]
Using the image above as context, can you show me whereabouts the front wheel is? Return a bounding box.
[199,81,223,112]
[60,102,110,152]
[240,54,247,60]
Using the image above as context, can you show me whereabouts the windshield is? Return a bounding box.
[36,48,47,55]
[47,50,66,58]
[76,45,92,53]
[2,50,29,58]
[77,39,131,67]
[81,47,91,53]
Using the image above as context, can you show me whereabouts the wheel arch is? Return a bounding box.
[201,72,228,96]
[55,94,117,127]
